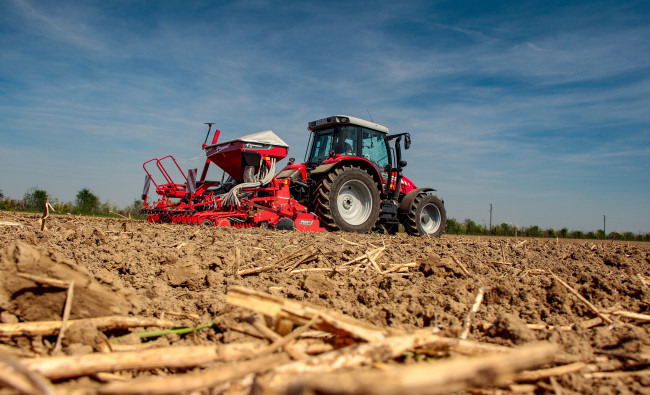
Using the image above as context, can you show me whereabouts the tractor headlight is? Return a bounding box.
[309,116,350,130]
[309,116,338,128]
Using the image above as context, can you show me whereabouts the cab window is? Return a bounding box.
[308,130,333,164]
[333,126,359,156]
[361,129,388,173]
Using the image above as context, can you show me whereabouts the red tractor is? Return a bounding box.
[277,115,446,236]
[141,115,446,236]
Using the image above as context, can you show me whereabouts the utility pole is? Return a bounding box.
[489,204,493,232]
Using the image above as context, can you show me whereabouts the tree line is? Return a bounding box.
[0,187,143,218]
[446,218,649,242]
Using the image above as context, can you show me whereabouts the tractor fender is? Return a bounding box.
[310,158,384,193]
[309,163,337,180]
[276,168,304,182]
[276,163,307,181]
[399,187,436,214]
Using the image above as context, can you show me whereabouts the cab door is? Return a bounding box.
[361,128,389,178]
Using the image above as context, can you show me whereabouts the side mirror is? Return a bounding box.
[404,134,411,150]
[399,160,408,168]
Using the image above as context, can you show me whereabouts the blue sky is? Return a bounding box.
[1,0,649,233]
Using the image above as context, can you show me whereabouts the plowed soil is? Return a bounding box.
[1,211,649,394]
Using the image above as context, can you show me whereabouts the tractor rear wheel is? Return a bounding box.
[314,166,380,233]
[404,194,446,237]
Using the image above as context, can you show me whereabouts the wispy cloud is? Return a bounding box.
[9,0,107,52]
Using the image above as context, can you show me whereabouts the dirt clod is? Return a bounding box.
[487,313,536,345]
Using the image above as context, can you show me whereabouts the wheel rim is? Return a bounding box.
[336,179,373,226]
[420,202,442,234]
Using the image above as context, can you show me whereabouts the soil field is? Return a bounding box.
[1,211,649,394]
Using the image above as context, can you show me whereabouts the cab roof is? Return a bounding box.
[308,115,390,134]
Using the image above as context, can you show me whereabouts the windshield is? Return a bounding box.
[307,126,360,164]
[307,128,333,164]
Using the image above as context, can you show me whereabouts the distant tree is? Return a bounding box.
[123,199,146,218]
[496,223,512,237]
[595,229,606,240]
[53,199,73,213]
[0,196,18,211]
[558,228,568,238]
[446,218,462,234]
[608,232,621,240]
[524,225,541,238]
[75,188,99,214]
[0,190,7,211]
[621,232,635,241]
[544,228,557,238]
[568,230,584,239]
[586,231,595,239]
[464,219,483,235]
[23,187,48,211]
[100,201,111,215]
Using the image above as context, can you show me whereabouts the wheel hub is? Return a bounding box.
[336,180,373,226]
[421,213,430,225]
[342,197,353,210]
[420,203,441,234]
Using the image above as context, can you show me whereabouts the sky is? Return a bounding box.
[1,0,649,233]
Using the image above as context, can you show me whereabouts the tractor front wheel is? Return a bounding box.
[404,194,446,237]
[314,166,380,233]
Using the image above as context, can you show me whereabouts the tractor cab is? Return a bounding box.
[305,116,390,173]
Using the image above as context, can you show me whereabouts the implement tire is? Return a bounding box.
[403,194,446,237]
[314,166,380,233]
